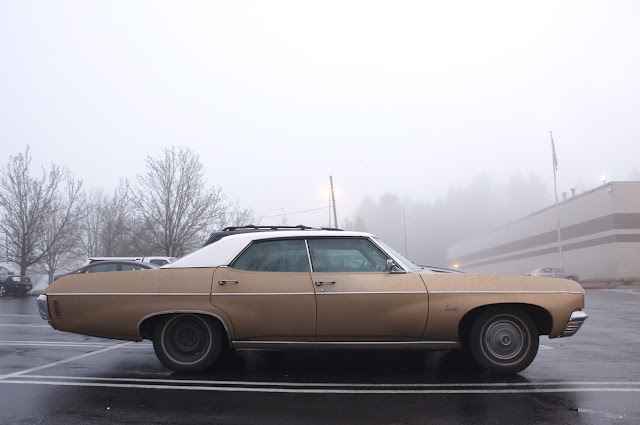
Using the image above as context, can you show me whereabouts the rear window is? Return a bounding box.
[232,239,310,272]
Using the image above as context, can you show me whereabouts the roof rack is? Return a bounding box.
[221,225,314,231]
[203,225,343,246]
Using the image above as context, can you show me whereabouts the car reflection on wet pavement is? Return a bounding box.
[1,289,639,425]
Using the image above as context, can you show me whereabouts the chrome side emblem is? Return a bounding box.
[441,305,458,311]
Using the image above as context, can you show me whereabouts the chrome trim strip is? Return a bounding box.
[316,291,428,295]
[430,291,584,295]
[46,290,580,296]
[136,310,231,343]
[215,291,427,296]
[213,292,314,296]
[304,239,314,273]
[47,291,430,296]
[231,341,461,351]
[46,293,211,296]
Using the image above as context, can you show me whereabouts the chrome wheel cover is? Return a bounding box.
[483,318,527,361]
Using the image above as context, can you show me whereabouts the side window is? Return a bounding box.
[87,263,119,273]
[232,239,310,272]
[121,264,143,271]
[308,238,389,273]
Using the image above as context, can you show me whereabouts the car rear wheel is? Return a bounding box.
[469,308,539,374]
[153,314,224,373]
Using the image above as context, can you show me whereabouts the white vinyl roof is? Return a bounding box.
[163,230,376,269]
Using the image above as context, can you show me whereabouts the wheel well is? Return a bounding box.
[458,303,553,344]
[138,312,230,348]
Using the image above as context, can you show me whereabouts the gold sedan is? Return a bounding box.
[37,229,587,374]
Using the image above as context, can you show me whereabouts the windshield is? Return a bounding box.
[371,238,421,272]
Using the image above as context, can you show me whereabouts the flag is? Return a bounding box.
[550,132,558,172]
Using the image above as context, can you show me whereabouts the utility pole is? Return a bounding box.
[330,175,338,229]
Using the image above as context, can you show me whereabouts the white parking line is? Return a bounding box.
[0,340,151,349]
[1,377,639,394]
[0,323,51,328]
[20,375,640,388]
[0,342,134,380]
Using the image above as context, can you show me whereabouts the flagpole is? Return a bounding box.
[550,131,564,271]
[330,175,338,229]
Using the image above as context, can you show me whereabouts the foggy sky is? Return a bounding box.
[1,1,639,228]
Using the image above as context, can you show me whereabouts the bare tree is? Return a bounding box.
[35,176,86,283]
[133,146,226,257]
[82,190,104,257]
[342,215,366,231]
[278,216,289,227]
[82,183,135,257]
[350,173,552,266]
[219,200,256,229]
[0,147,64,275]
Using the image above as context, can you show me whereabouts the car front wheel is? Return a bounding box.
[469,308,539,374]
[0,284,7,297]
[153,314,224,373]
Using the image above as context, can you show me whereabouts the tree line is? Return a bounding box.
[0,146,254,283]
[343,173,553,267]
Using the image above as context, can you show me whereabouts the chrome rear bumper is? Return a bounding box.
[37,294,51,321]
[560,310,588,337]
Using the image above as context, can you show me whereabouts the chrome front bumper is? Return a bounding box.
[560,310,588,337]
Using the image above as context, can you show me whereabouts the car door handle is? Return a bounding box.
[218,280,238,286]
[315,281,336,286]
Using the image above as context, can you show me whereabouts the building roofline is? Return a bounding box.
[451,181,639,246]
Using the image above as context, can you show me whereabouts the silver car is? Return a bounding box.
[528,267,579,281]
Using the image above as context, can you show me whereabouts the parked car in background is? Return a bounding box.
[54,260,159,281]
[527,268,579,281]
[38,227,588,375]
[0,266,32,297]
[83,256,177,267]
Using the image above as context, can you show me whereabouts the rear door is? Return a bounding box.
[210,239,316,341]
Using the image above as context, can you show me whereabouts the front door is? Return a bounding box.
[308,238,428,341]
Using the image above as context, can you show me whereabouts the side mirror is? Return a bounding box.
[386,259,405,274]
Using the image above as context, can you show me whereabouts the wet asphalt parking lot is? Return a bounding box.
[1,288,639,425]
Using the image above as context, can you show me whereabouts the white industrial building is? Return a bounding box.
[447,181,640,281]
